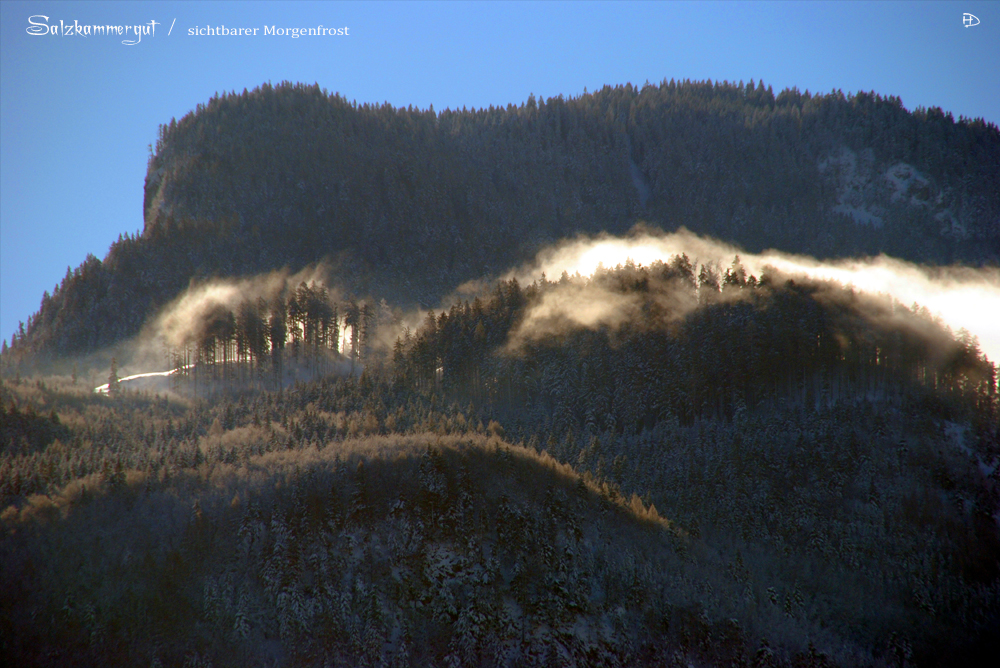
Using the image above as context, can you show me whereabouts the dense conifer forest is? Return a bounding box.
[3,260,999,665]
[2,81,999,666]
[4,80,999,363]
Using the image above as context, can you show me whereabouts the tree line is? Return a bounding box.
[166,282,389,395]
[393,257,998,434]
[6,78,998,364]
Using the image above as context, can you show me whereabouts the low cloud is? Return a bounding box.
[506,281,644,349]
[504,226,1000,362]
[149,265,331,349]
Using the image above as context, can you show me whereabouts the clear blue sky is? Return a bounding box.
[2,0,998,345]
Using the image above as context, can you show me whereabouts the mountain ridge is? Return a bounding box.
[5,79,999,364]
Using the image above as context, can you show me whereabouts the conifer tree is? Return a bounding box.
[107,357,120,396]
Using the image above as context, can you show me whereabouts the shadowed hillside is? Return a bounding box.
[1,426,760,667]
[3,79,999,666]
[2,261,998,666]
[7,80,999,361]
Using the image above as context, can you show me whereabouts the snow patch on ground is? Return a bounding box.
[884,162,930,205]
[819,148,966,237]
[629,159,650,208]
[832,204,883,227]
[945,421,997,479]
[935,209,967,238]
[818,147,884,227]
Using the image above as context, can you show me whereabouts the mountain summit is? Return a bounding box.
[7,80,999,361]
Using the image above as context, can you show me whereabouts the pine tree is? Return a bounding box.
[107,357,120,396]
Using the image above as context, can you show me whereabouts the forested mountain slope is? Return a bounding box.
[7,79,999,361]
[3,263,998,666]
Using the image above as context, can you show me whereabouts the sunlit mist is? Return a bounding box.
[510,228,1000,362]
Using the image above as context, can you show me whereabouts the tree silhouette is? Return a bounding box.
[107,357,120,397]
